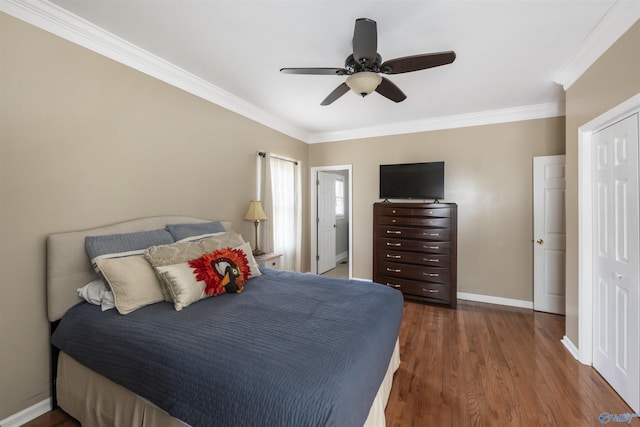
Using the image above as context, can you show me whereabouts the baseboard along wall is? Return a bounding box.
[0,398,51,427]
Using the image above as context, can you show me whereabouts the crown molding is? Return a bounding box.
[3,0,566,145]
[554,1,640,90]
[1,0,311,142]
[307,102,565,143]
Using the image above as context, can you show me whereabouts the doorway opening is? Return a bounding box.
[310,165,353,279]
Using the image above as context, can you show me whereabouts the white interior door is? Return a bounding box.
[533,155,567,314]
[317,171,336,274]
[592,113,640,413]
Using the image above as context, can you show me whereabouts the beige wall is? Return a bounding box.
[0,14,308,419]
[564,21,640,346]
[309,117,565,298]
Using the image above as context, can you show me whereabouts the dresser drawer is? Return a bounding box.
[376,207,412,217]
[377,215,414,226]
[411,217,450,228]
[378,216,450,228]
[378,275,450,302]
[256,253,283,270]
[377,261,450,285]
[377,226,450,241]
[378,238,451,254]
[411,208,451,218]
[378,250,451,268]
[377,206,451,218]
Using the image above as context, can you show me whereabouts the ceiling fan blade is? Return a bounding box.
[381,51,456,74]
[375,77,407,103]
[280,68,347,75]
[321,83,350,106]
[352,18,377,65]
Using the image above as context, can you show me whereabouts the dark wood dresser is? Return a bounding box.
[373,202,457,308]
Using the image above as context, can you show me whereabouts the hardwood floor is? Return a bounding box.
[20,409,79,427]
[385,300,632,426]
[24,300,631,426]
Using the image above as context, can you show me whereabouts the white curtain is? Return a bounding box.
[262,153,301,272]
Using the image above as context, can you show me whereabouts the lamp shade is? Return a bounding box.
[244,200,267,221]
[346,72,382,96]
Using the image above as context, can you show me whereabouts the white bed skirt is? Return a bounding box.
[57,339,400,427]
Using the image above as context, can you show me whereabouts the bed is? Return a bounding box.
[47,216,404,427]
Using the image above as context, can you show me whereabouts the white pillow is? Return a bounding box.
[157,263,207,311]
[77,279,115,311]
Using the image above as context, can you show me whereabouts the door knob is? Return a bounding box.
[536,239,544,245]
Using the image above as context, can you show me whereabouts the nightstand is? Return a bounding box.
[255,253,283,270]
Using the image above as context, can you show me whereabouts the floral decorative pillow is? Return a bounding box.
[189,246,250,296]
[157,242,256,311]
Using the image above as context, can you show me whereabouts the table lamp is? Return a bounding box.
[244,200,267,256]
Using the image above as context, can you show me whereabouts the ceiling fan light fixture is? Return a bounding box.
[346,72,382,97]
[280,18,455,105]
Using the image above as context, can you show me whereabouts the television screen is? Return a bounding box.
[379,161,444,200]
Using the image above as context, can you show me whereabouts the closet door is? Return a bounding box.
[592,113,639,413]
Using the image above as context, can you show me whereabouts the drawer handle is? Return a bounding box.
[423,258,439,262]
[423,232,440,237]
[392,210,397,214]
[386,267,402,273]
[423,245,439,250]
[386,283,401,289]
[391,219,397,223]
[387,243,401,247]
[424,289,439,293]
[386,254,401,259]
[386,230,402,235]
[423,273,439,277]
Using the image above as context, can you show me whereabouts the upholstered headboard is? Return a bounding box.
[46,216,231,322]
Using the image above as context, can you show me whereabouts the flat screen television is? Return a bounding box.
[379,161,445,201]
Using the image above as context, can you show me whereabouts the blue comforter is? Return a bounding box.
[52,269,404,427]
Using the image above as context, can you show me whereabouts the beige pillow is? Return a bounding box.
[95,256,164,315]
[145,231,247,301]
[158,242,260,311]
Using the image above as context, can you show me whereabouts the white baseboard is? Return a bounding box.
[353,285,533,310]
[0,398,51,427]
[457,292,534,309]
[561,335,581,361]
[335,251,349,263]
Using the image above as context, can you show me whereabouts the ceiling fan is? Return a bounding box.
[280,18,456,106]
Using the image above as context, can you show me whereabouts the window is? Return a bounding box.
[267,155,302,271]
[335,175,345,219]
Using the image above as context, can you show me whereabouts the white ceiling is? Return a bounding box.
[11,1,632,142]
